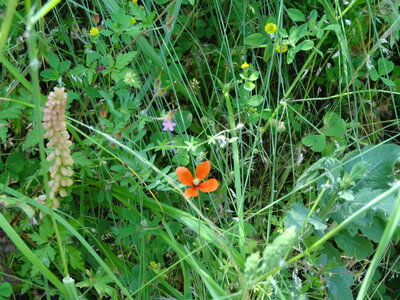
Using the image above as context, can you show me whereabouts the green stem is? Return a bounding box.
[223,91,244,254]
[26,9,69,277]
[0,0,18,56]
[356,189,400,299]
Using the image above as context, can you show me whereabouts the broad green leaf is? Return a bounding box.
[380,77,395,86]
[377,57,394,76]
[0,282,12,298]
[248,71,260,81]
[263,40,274,61]
[58,60,71,73]
[327,266,354,300]
[172,151,190,166]
[0,120,7,142]
[302,134,326,152]
[245,33,268,47]
[247,95,263,107]
[342,144,400,191]
[295,40,314,52]
[244,81,255,91]
[334,231,373,260]
[5,150,24,173]
[369,68,379,81]
[47,52,60,69]
[359,217,385,243]
[322,112,346,137]
[287,8,306,22]
[174,110,192,134]
[284,202,327,231]
[40,69,59,81]
[287,47,295,64]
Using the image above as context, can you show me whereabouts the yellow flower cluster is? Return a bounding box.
[275,44,288,53]
[89,27,99,36]
[264,22,277,34]
[241,62,250,69]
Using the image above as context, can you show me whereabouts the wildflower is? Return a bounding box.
[123,71,138,86]
[130,17,137,24]
[275,44,288,53]
[176,161,219,198]
[132,0,138,3]
[264,22,277,34]
[42,87,74,208]
[241,62,250,69]
[162,119,176,132]
[89,27,99,36]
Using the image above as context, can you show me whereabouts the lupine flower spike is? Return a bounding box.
[176,161,219,198]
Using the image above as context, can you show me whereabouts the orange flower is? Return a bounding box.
[176,161,219,198]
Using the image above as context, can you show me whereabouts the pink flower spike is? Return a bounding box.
[162,119,176,132]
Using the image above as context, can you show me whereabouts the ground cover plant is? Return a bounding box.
[0,0,400,299]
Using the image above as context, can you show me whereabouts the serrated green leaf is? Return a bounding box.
[302,134,326,152]
[287,8,305,22]
[114,52,137,69]
[334,231,373,260]
[23,126,40,149]
[71,152,92,167]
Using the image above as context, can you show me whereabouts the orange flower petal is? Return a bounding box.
[176,167,194,186]
[184,187,198,198]
[195,161,211,180]
[197,179,219,193]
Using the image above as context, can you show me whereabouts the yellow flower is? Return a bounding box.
[132,0,138,3]
[241,62,250,69]
[89,27,99,36]
[275,44,288,53]
[130,17,137,24]
[264,22,277,34]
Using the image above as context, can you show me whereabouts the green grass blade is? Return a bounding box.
[356,189,400,299]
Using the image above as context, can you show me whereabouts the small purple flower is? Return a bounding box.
[162,119,176,132]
